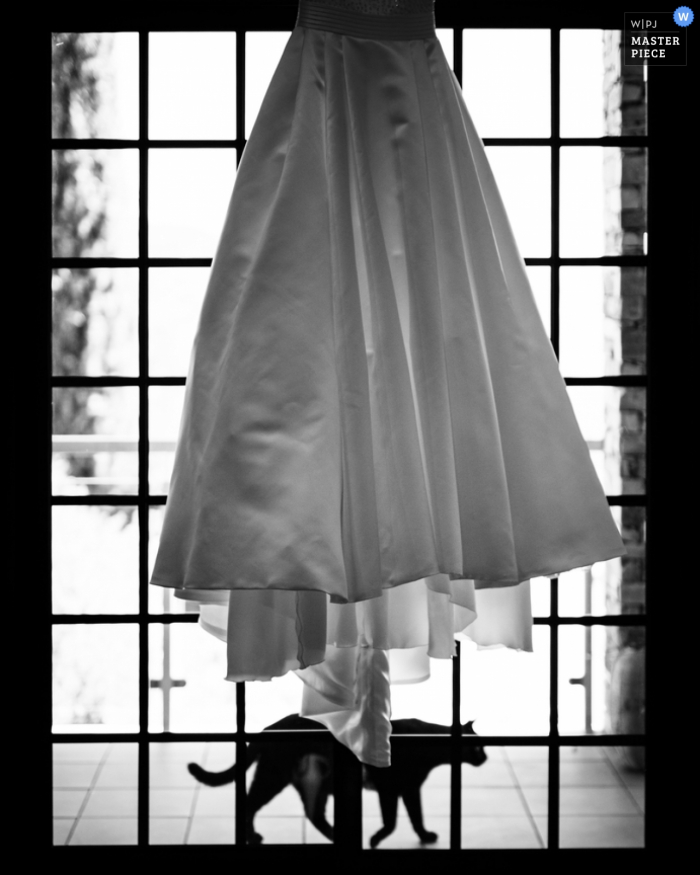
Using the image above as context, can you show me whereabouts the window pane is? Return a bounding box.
[560,31,646,137]
[246,32,291,137]
[465,747,547,848]
[559,506,646,617]
[485,147,550,257]
[149,267,209,377]
[149,741,236,845]
[53,268,139,378]
[148,624,236,732]
[149,33,236,139]
[526,266,551,336]
[54,742,138,845]
[52,149,139,258]
[559,625,645,738]
[149,506,191,614]
[53,386,139,495]
[149,148,237,257]
[53,624,139,731]
[149,385,186,495]
[52,33,139,139]
[460,626,550,735]
[560,267,647,377]
[567,385,646,495]
[558,746,644,847]
[462,30,550,137]
[560,147,647,257]
[52,506,139,614]
[436,28,453,68]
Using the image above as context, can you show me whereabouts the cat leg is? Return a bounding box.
[402,785,438,845]
[245,763,289,845]
[369,790,398,849]
[293,754,334,841]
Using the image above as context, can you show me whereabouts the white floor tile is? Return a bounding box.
[53,763,99,788]
[94,762,138,789]
[53,819,74,846]
[510,761,548,787]
[462,815,543,849]
[561,761,620,786]
[187,816,235,845]
[53,743,107,763]
[461,787,528,816]
[194,786,237,817]
[504,746,549,762]
[560,746,607,761]
[150,761,199,788]
[464,761,514,787]
[104,743,138,763]
[54,789,88,818]
[81,789,138,817]
[521,786,640,816]
[560,815,644,848]
[629,786,644,813]
[149,817,189,845]
[150,788,195,817]
[70,817,138,845]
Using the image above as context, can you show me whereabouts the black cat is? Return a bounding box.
[187,713,486,848]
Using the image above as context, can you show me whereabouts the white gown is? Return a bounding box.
[151,0,625,766]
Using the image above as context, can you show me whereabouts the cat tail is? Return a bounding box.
[187,745,257,786]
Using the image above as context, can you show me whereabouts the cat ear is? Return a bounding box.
[463,720,474,732]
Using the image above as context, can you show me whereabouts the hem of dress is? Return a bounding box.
[151,545,625,601]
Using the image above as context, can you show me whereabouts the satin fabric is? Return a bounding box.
[151,23,624,765]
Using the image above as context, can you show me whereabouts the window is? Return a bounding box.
[29,2,689,859]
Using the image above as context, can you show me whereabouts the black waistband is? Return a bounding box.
[296,1,436,40]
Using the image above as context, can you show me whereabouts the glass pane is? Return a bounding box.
[567,385,646,495]
[246,673,307,732]
[52,505,139,614]
[54,742,138,845]
[436,28,453,68]
[52,33,139,139]
[149,33,236,140]
[52,149,139,257]
[149,385,186,495]
[559,746,644,847]
[560,147,647,257]
[53,268,139,377]
[559,506,646,616]
[149,267,209,377]
[465,746,547,848]
[561,30,647,138]
[526,266,551,336]
[462,30,550,137]
[149,506,191,614]
[485,147,551,258]
[364,735,448,850]
[460,626,550,735]
[560,267,647,377]
[148,624,236,732]
[531,577,551,618]
[559,625,645,737]
[246,32,291,137]
[149,148,237,257]
[53,386,139,495]
[53,624,139,731]
[150,741,235,845]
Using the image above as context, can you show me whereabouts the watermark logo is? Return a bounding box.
[673,6,694,25]
[624,11,690,65]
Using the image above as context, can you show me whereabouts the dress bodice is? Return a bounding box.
[304,0,434,16]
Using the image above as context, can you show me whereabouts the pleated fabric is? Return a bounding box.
[151,18,624,765]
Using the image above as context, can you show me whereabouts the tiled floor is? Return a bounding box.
[53,742,644,848]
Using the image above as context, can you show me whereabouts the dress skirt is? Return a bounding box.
[151,0,625,766]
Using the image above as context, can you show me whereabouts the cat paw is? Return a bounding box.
[247,832,263,846]
[420,831,438,845]
[369,833,384,849]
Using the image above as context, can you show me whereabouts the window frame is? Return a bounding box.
[26,0,689,860]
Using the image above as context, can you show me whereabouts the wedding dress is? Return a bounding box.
[151,0,624,766]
